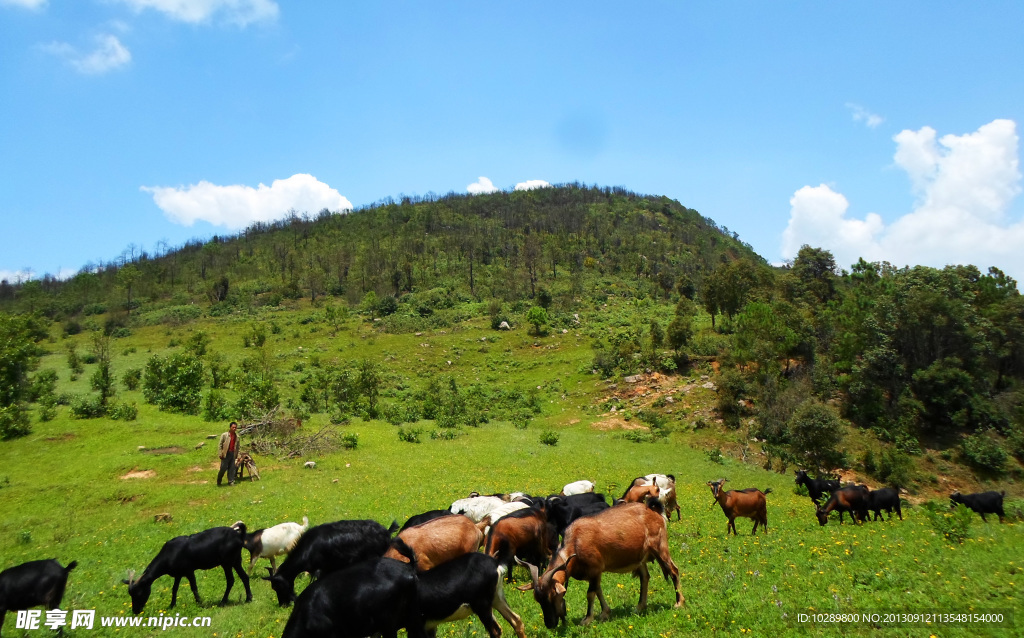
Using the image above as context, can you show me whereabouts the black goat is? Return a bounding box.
[266,519,397,606]
[420,552,526,638]
[281,555,426,638]
[865,488,903,521]
[950,490,1006,522]
[0,559,77,635]
[794,469,840,503]
[400,509,454,532]
[546,493,609,539]
[123,525,251,614]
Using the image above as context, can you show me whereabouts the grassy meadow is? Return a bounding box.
[1,300,1022,638]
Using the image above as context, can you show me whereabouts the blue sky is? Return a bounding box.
[2,1,1023,282]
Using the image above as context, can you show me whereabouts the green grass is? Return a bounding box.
[2,303,1023,637]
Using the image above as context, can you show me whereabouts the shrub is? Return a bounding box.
[875,447,914,488]
[69,395,106,419]
[203,390,231,422]
[430,429,462,441]
[108,401,139,421]
[142,352,205,414]
[0,405,32,439]
[122,368,142,391]
[340,433,359,450]
[398,427,422,444]
[539,430,560,446]
[922,501,974,544]
[706,447,725,465]
[787,399,847,473]
[960,431,1008,472]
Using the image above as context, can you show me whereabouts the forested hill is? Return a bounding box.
[0,183,762,315]
[2,183,1024,485]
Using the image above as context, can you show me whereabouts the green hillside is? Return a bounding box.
[1,183,1023,636]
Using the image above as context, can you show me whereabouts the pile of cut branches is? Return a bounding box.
[241,409,342,459]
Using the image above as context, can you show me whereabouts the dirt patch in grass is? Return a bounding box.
[142,446,186,455]
[591,417,649,431]
[121,469,156,480]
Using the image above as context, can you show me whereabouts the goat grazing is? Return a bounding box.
[450,495,506,523]
[400,509,454,532]
[123,525,251,614]
[950,490,1006,523]
[238,516,309,575]
[519,501,683,628]
[546,493,609,540]
[419,552,527,638]
[707,479,772,535]
[484,507,558,577]
[385,514,488,571]
[865,488,903,521]
[794,469,840,503]
[0,559,77,635]
[267,519,396,606]
[561,480,596,496]
[281,554,426,638]
[815,485,869,526]
[619,480,660,505]
[644,474,681,521]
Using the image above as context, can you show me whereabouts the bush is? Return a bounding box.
[122,368,142,391]
[430,429,462,441]
[706,447,725,465]
[875,447,914,488]
[539,430,560,446]
[398,427,422,444]
[142,352,205,414]
[108,401,138,421]
[922,501,974,544]
[69,396,106,419]
[787,399,847,473]
[340,433,359,450]
[960,431,1008,473]
[0,405,32,439]
[203,390,231,422]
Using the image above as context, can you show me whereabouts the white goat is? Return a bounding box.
[450,495,506,523]
[235,516,309,575]
[560,479,595,496]
[642,473,681,521]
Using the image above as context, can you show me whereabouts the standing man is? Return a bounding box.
[218,421,239,486]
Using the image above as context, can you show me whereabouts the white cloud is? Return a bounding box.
[846,103,884,129]
[112,0,278,26]
[467,176,499,195]
[514,179,550,191]
[143,173,352,230]
[0,269,33,283]
[42,34,131,74]
[782,119,1024,279]
[1,0,47,9]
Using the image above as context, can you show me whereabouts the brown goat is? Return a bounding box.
[707,479,771,535]
[815,485,869,526]
[519,502,683,628]
[622,482,660,504]
[485,508,558,579]
[384,514,488,571]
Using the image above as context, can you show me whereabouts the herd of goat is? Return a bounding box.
[0,472,1011,637]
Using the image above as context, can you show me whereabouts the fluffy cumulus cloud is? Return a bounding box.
[113,0,278,26]
[43,34,131,74]
[846,103,884,129]
[782,119,1024,279]
[1,0,47,9]
[514,179,551,191]
[467,176,499,195]
[143,173,352,230]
